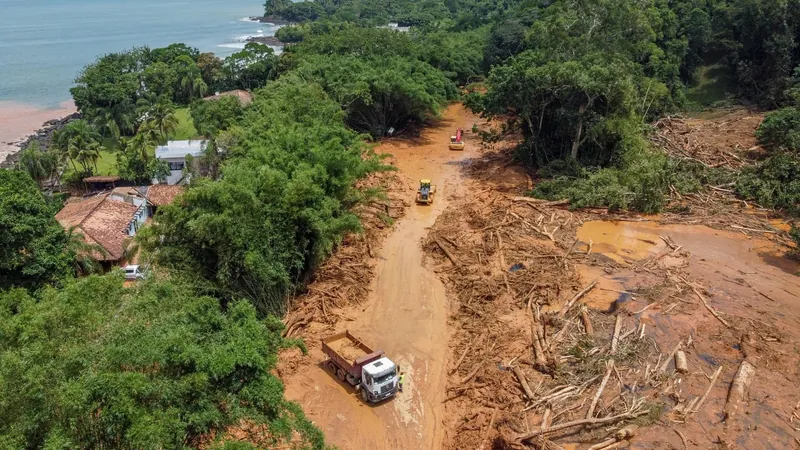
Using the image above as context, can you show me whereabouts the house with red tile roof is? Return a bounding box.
[56,192,149,263]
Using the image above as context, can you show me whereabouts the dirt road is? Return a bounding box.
[282,105,479,449]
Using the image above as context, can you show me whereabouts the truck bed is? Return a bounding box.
[327,336,369,361]
[322,331,383,380]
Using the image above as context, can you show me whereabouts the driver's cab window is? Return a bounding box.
[364,373,372,385]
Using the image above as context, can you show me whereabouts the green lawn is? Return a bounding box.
[71,108,200,177]
[172,108,200,140]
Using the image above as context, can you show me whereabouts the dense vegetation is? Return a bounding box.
[0,276,323,449]
[4,0,800,447]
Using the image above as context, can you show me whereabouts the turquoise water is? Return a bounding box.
[0,0,275,107]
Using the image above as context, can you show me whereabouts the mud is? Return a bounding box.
[280,105,481,449]
[328,338,370,362]
[276,104,800,450]
[424,140,800,449]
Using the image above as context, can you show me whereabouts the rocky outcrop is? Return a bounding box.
[246,35,285,46]
[0,112,80,168]
[249,16,291,25]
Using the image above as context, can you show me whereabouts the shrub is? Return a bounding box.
[736,153,800,215]
[756,107,800,152]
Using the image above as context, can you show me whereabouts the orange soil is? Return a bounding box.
[280,104,481,449]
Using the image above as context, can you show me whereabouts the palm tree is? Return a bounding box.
[180,74,208,102]
[17,142,49,188]
[150,101,178,141]
[65,226,107,276]
[91,108,121,141]
[111,100,137,136]
[128,125,159,162]
[54,120,103,175]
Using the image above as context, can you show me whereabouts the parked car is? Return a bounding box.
[123,265,147,280]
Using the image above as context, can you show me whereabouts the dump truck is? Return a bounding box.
[322,330,400,403]
[416,179,437,205]
[449,128,465,150]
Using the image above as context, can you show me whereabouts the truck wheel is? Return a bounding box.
[327,361,337,373]
[336,368,346,382]
[361,388,369,402]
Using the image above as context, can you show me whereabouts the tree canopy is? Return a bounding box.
[0,171,71,291]
[0,275,324,449]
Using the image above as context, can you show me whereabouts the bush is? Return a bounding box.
[756,107,800,152]
[140,79,385,316]
[531,150,671,213]
[275,24,308,43]
[736,153,800,215]
[0,276,325,449]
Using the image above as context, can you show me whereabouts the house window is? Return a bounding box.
[168,161,185,171]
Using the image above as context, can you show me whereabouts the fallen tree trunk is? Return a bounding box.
[433,237,459,266]
[512,365,536,400]
[518,406,648,442]
[723,360,755,422]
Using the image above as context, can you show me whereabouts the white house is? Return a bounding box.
[154,140,206,185]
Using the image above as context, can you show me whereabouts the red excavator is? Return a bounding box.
[449,128,465,151]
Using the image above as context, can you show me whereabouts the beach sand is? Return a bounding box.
[0,100,77,164]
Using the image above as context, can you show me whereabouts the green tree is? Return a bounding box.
[140,79,382,316]
[756,107,800,152]
[16,142,59,189]
[142,61,178,99]
[223,43,278,91]
[190,96,245,137]
[0,171,71,291]
[294,54,455,136]
[149,101,179,141]
[0,276,326,449]
[53,120,103,175]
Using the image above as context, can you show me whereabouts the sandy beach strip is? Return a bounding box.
[0,100,77,164]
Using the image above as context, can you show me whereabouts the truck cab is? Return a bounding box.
[360,357,399,402]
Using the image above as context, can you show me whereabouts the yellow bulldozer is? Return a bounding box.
[449,128,465,151]
[416,179,436,205]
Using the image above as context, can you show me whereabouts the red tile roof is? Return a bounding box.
[146,184,185,206]
[56,194,138,261]
[204,89,253,106]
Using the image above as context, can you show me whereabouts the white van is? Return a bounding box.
[123,265,147,280]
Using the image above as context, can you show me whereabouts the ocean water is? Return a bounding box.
[0,0,277,108]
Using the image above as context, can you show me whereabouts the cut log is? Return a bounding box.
[433,237,460,266]
[675,350,688,374]
[723,360,755,422]
[512,365,537,400]
[559,280,598,318]
[580,305,594,335]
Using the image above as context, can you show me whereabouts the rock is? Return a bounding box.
[249,15,292,25]
[246,35,285,47]
[0,112,81,168]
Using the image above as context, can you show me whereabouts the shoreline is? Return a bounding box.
[248,15,291,25]
[0,100,78,167]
